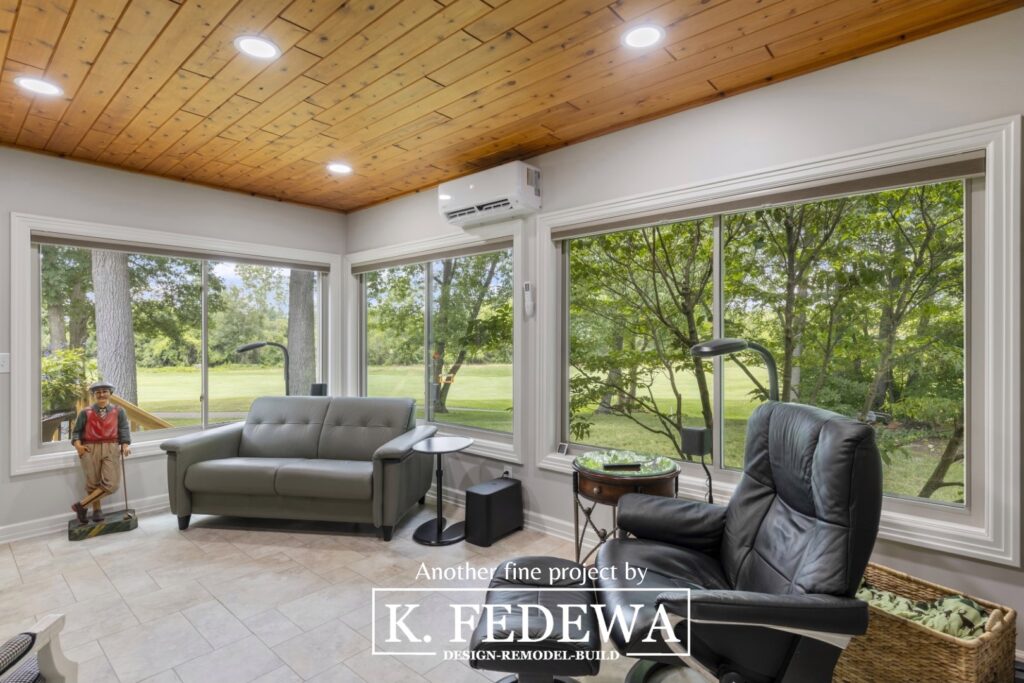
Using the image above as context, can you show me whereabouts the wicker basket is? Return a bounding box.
[834,563,1016,683]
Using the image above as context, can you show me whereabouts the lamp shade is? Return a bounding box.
[690,338,749,358]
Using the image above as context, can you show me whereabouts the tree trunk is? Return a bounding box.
[861,307,898,421]
[287,270,316,396]
[619,333,638,413]
[918,416,965,500]
[596,332,623,414]
[47,304,66,352]
[68,281,89,348]
[91,250,138,404]
[685,311,713,428]
[432,256,498,414]
[437,347,468,408]
[790,303,806,402]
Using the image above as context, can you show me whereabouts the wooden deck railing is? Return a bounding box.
[43,393,175,442]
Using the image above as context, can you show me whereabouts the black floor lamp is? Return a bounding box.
[236,341,290,396]
[688,338,781,503]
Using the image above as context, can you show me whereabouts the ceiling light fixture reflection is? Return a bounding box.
[14,76,63,96]
[327,162,353,175]
[234,35,280,59]
[439,193,452,201]
[622,25,665,48]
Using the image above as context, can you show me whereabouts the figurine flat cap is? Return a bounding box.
[88,381,115,393]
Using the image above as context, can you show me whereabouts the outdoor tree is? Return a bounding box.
[287,269,317,395]
[720,181,965,500]
[724,199,851,402]
[91,250,138,404]
[855,185,964,422]
[40,245,91,351]
[568,219,714,459]
[365,265,425,367]
[131,255,205,366]
[430,252,511,414]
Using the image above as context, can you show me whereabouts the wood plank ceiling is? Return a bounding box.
[0,0,1019,212]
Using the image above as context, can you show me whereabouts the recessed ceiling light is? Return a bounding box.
[622,25,665,48]
[327,162,353,175]
[234,35,280,60]
[14,76,63,96]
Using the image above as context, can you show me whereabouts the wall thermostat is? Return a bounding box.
[523,282,535,317]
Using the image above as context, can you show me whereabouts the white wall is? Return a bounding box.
[346,9,1024,650]
[0,148,346,534]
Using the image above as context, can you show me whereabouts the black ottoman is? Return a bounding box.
[470,556,601,683]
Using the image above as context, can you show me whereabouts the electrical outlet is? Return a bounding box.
[0,353,9,373]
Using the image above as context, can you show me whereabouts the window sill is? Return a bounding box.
[431,425,521,464]
[16,440,168,476]
[539,451,1013,565]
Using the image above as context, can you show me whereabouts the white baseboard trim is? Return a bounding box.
[0,494,170,544]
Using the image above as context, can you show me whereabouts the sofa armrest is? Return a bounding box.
[161,421,244,463]
[373,425,438,461]
[617,494,726,554]
[658,590,869,637]
[162,422,244,516]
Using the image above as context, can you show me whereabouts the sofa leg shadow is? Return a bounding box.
[419,496,426,505]
[177,515,191,531]
[381,525,394,541]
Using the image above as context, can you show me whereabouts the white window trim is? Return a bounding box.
[343,220,525,464]
[535,116,1021,566]
[10,212,343,476]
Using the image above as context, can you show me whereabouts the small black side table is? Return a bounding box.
[412,436,474,546]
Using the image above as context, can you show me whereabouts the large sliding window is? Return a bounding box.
[364,264,427,418]
[207,260,323,425]
[566,219,714,457]
[363,248,513,434]
[564,176,970,506]
[721,180,966,504]
[36,242,325,448]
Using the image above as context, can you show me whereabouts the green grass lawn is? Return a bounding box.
[135,363,963,503]
[135,365,291,429]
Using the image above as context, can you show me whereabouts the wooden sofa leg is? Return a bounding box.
[178,515,191,531]
[419,496,426,505]
[381,526,394,541]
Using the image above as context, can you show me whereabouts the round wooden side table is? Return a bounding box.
[572,451,679,563]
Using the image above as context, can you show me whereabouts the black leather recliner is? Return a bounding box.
[596,401,883,683]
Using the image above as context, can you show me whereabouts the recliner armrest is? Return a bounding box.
[658,590,869,637]
[373,425,438,461]
[617,494,726,554]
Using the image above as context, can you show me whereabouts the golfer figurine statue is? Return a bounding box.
[70,381,131,525]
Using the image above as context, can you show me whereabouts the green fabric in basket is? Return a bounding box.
[856,581,990,640]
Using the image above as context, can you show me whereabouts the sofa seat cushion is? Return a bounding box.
[185,458,295,496]
[274,460,374,500]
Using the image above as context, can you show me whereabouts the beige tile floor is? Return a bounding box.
[0,504,699,683]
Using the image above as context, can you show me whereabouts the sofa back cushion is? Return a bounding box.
[318,397,415,461]
[239,397,330,460]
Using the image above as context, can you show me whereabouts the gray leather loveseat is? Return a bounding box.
[161,396,436,540]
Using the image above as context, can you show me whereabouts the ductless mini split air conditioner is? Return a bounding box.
[438,160,541,227]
